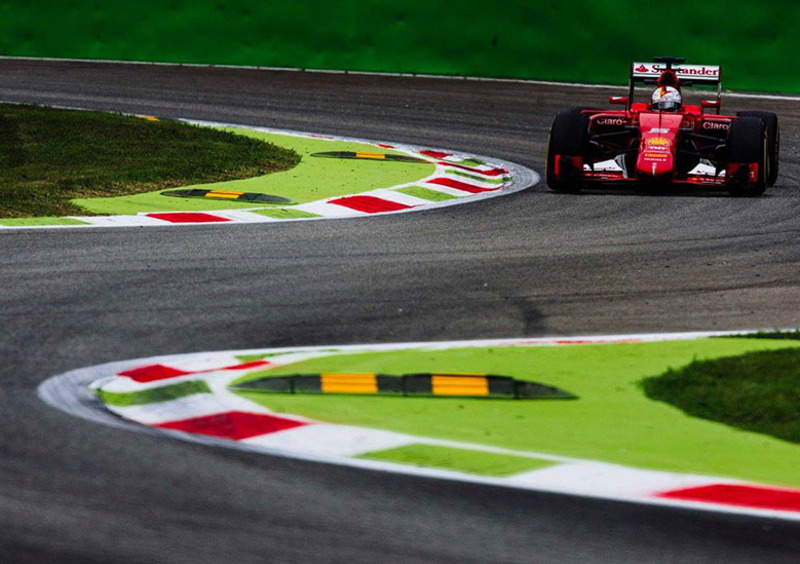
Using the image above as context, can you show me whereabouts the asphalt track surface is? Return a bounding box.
[1,59,799,562]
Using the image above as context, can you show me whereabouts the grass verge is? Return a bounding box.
[0,104,299,218]
[358,444,555,476]
[723,330,800,341]
[95,380,212,407]
[642,348,800,445]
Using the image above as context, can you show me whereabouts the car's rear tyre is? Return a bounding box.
[546,107,590,193]
[737,111,779,186]
[726,116,767,197]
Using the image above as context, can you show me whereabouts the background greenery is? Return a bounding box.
[0,1,796,91]
[0,105,298,217]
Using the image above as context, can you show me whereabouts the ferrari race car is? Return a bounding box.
[546,57,780,195]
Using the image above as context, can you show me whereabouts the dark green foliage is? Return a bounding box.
[723,331,800,341]
[642,348,800,444]
[0,104,299,217]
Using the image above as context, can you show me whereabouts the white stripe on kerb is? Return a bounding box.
[242,424,415,457]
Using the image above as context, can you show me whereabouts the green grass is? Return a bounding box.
[396,186,457,202]
[0,217,90,226]
[358,444,556,476]
[723,330,800,341]
[447,170,505,184]
[0,104,299,218]
[234,338,800,487]
[95,380,211,407]
[72,129,435,215]
[642,348,800,445]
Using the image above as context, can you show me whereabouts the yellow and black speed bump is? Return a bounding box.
[162,189,294,204]
[232,373,576,400]
[311,151,429,164]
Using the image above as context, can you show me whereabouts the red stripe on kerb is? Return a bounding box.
[420,150,450,159]
[118,364,192,383]
[427,177,498,193]
[658,484,800,512]
[437,162,507,177]
[328,195,413,213]
[377,143,395,149]
[120,360,270,382]
[147,212,230,223]
[156,411,308,440]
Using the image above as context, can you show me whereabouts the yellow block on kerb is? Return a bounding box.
[431,375,489,396]
[206,190,244,199]
[355,152,387,160]
[321,373,378,394]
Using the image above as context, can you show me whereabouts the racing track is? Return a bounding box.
[1,59,800,562]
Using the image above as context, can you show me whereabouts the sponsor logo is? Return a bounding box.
[633,63,720,78]
[702,121,729,131]
[675,66,720,77]
[649,128,670,134]
[643,152,668,161]
[596,117,626,126]
[647,137,670,146]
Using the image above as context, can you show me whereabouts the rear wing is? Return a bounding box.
[630,62,721,86]
[626,57,722,113]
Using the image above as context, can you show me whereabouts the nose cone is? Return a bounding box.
[636,147,675,177]
[636,112,682,179]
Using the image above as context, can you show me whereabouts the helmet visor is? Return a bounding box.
[655,100,681,112]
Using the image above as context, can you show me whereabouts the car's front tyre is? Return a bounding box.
[726,116,767,197]
[737,111,779,186]
[546,108,590,193]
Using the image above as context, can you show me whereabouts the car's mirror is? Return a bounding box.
[701,99,721,109]
[609,96,629,106]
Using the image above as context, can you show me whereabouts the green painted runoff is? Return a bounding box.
[72,128,434,215]
[234,338,800,488]
[359,444,556,476]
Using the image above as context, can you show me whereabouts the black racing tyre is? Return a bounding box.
[545,107,590,193]
[726,116,767,197]
[737,111,779,186]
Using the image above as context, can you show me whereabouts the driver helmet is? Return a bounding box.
[651,86,682,112]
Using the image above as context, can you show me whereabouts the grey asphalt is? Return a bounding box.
[1,59,799,562]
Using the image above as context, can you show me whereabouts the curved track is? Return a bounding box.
[1,60,800,562]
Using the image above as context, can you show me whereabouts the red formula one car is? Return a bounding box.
[546,57,779,196]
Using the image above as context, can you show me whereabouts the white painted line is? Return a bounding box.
[296,200,368,217]
[176,209,274,223]
[242,424,415,457]
[368,189,431,206]
[4,55,799,101]
[194,329,771,359]
[506,462,725,497]
[78,215,168,227]
[724,92,800,102]
[108,394,231,425]
[416,184,474,198]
